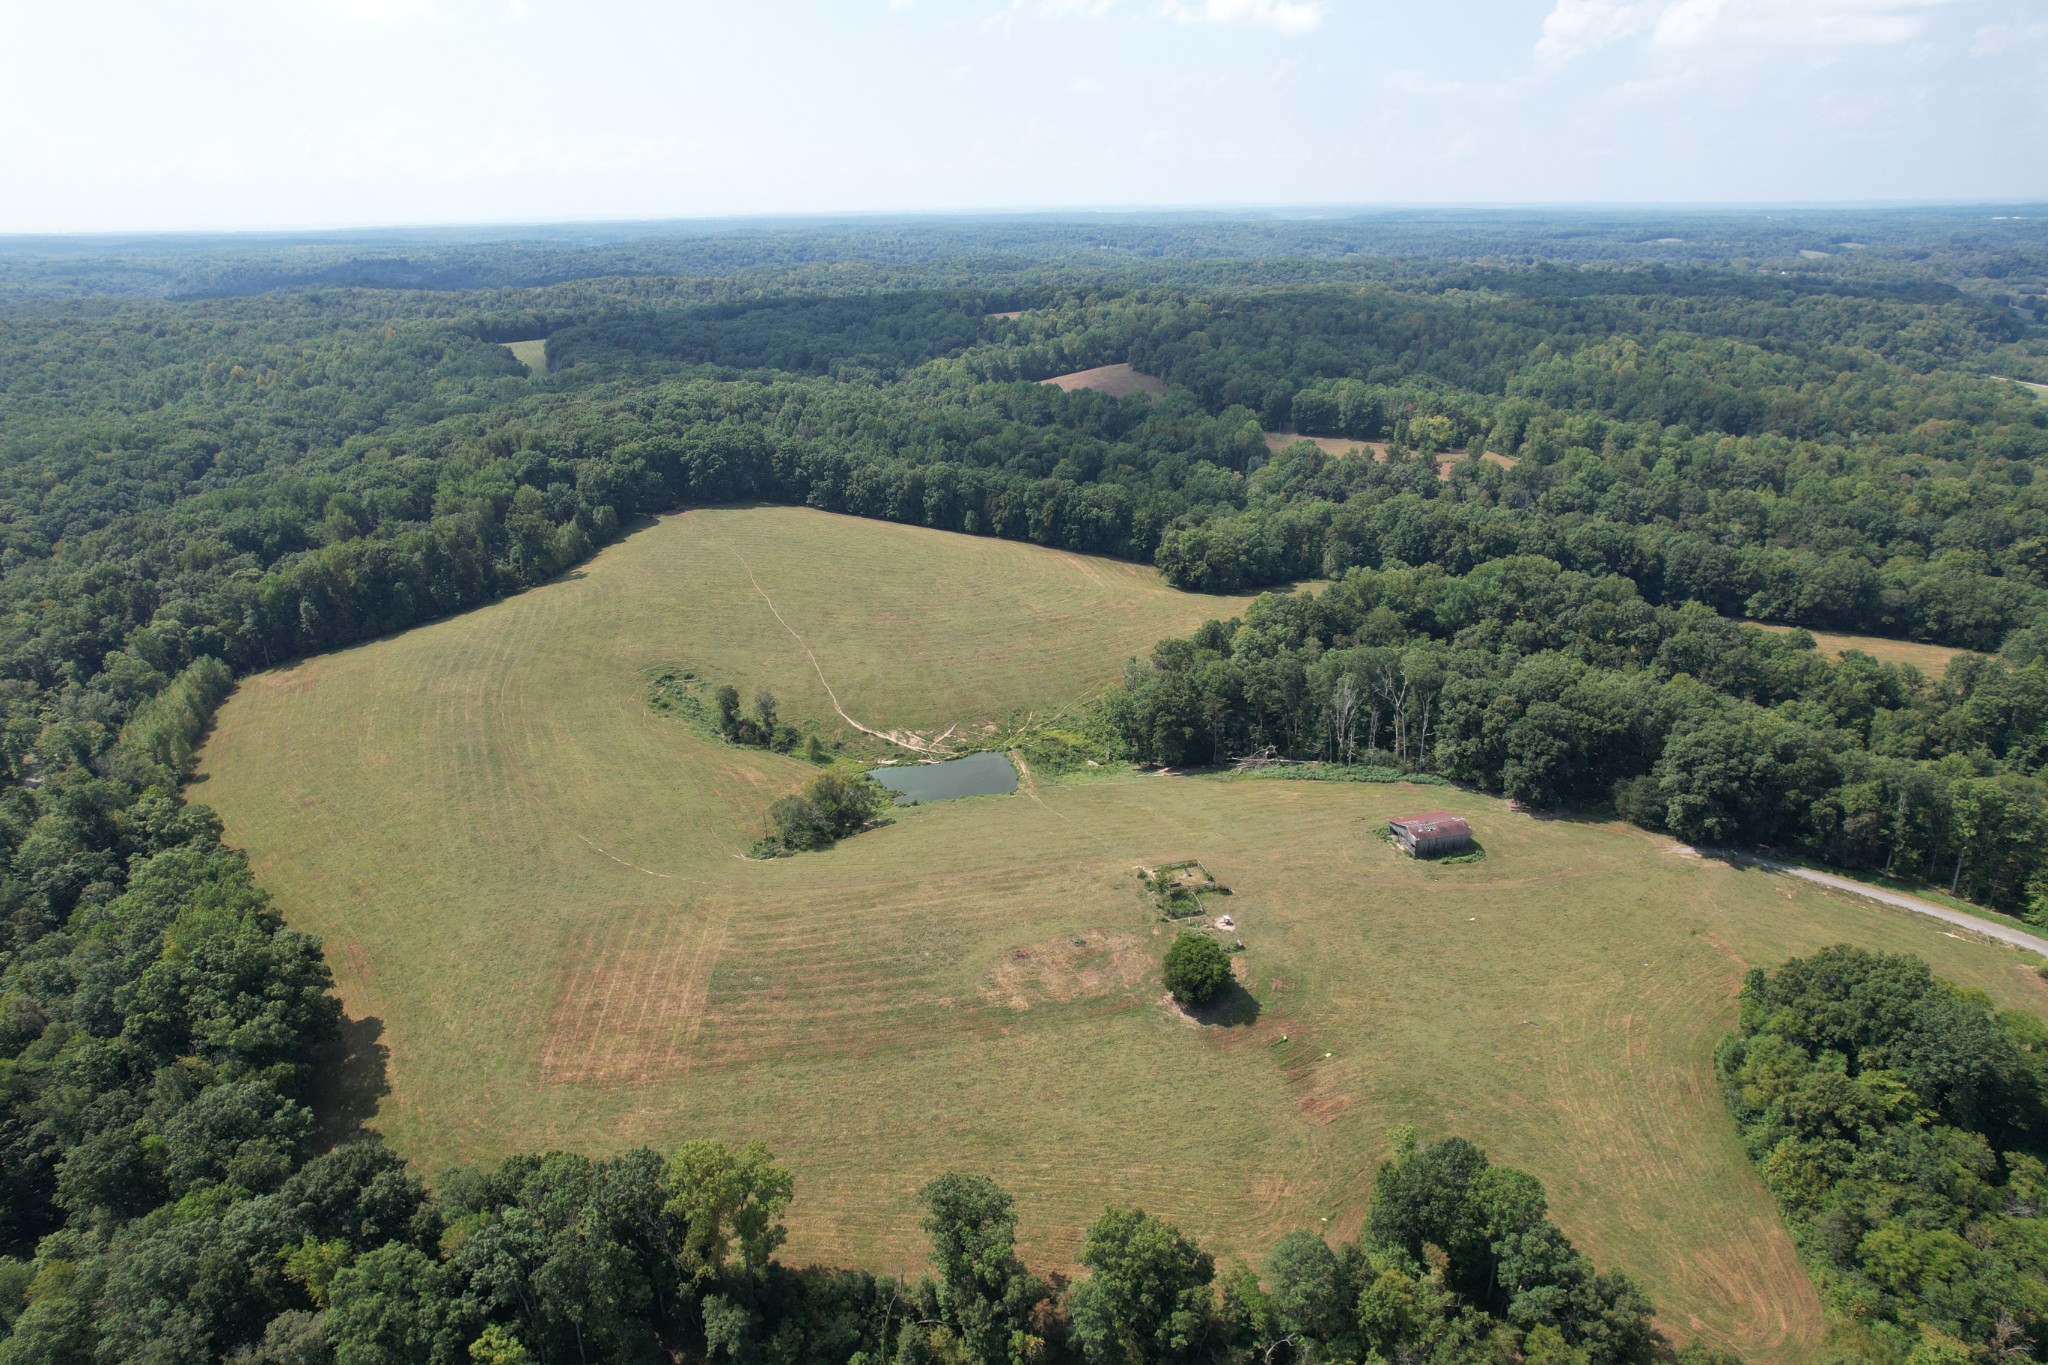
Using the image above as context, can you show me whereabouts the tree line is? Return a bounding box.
[1102,560,2048,917]
[1,1107,1711,1365]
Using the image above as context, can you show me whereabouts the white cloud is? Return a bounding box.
[1654,0,1946,49]
[327,0,437,23]
[1537,0,1951,64]
[1536,0,1647,66]
[982,0,1323,35]
[1161,0,1326,35]
[1012,0,1116,18]
[1972,19,2048,60]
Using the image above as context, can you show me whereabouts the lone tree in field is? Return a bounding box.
[1162,932,1232,1008]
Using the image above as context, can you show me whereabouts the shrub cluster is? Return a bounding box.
[755,771,891,856]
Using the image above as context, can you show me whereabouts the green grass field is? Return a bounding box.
[196,507,2048,1363]
[501,338,547,376]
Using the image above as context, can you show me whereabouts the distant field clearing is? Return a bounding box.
[1263,432,1391,459]
[1747,621,1972,677]
[1039,363,1167,399]
[502,338,547,376]
[1262,432,1518,479]
[197,508,2048,1363]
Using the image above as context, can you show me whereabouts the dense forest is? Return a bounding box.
[1,211,2046,1361]
[1719,948,2048,1358]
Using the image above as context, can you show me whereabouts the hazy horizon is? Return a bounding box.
[11,199,2048,246]
[5,0,2046,235]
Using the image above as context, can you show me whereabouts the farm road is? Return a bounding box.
[1710,850,2048,957]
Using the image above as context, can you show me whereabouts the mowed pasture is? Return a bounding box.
[196,508,2048,1363]
[1746,620,1971,678]
[1263,431,1393,460]
[501,338,547,376]
[1040,362,1168,399]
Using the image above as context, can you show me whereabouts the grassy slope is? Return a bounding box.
[197,507,2048,1364]
[501,339,547,376]
[1038,363,1168,399]
[1746,620,1970,678]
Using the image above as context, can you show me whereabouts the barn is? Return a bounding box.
[1388,812,1471,857]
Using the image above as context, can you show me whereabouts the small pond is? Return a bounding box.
[867,751,1019,804]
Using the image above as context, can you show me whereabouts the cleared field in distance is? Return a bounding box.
[501,338,547,376]
[1260,431,1519,479]
[1262,431,1391,459]
[197,508,2048,1363]
[1747,620,1972,677]
[1039,363,1168,398]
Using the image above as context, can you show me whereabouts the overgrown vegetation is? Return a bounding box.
[649,669,833,762]
[646,665,712,725]
[1718,947,2048,1360]
[1141,861,1229,920]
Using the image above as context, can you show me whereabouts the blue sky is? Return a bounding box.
[3,0,2044,232]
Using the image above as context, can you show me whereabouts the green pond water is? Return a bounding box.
[867,751,1019,804]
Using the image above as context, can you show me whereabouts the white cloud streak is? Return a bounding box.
[1537,0,1952,65]
[1161,0,1326,35]
[1536,0,1647,66]
[985,0,1324,34]
[327,0,438,24]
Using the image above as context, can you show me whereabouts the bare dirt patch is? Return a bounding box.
[1296,1094,1355,1125]
[1040,363,1167,399]
[981,931,1151,1011]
